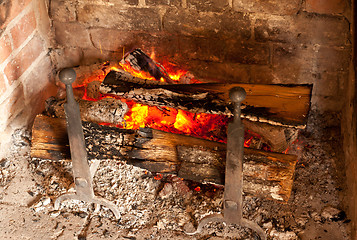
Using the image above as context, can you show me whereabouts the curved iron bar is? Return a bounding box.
[54,68,121,219]
[185,87,266,240]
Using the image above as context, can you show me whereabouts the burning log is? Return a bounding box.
[100,69,312,127]
[45,94,297,152]
[120,48,175,84]
[31,114,297,202]
[46,96,299,153]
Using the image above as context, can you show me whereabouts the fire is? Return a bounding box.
[174,110,194,134]
[80,53,271,149]
[119,62,157,81]
[117,99,229,143]
[123,103,148,129]
[119,55,194,83]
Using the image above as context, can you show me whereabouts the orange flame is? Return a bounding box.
[80,57,272,150]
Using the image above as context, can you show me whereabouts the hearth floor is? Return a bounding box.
[0,114,351,239]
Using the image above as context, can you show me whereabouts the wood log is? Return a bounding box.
[120,48,174,83]
[31,114,297,202]
[45,96,128,125]
[100,69,312,127]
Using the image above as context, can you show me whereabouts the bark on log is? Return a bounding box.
[100,69,312,127]
[31,114,297,202]
[45,96,128,125]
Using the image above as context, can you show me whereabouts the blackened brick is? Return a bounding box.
[224,41,270,65]
[77,5,161,31]
[254,14,350,46]
[233,0,300,15]
[146,0,180,6]
[272,43,351,84]
[179,60,250,83]
[163,8,251,40]
[187,0,230,12]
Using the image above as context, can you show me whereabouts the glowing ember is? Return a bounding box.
[154,174,163,180]
[117,99,229,143]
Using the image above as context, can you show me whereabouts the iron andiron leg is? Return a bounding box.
[185,87,266,240]
[54,68,121,219]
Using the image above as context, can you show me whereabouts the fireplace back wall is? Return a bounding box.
[50,0,351,113]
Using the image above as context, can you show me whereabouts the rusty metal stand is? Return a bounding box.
[186,87,266,240]
[54,68,121,219]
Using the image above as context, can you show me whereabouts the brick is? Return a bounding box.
[146,0,181,6]
[0,73,7,95]
[254,14,350,46]
[134,33,180,60]
[163,8,251,40]
[179,60,250,83]
[224,41,270,64]
[50,0,77,22]
[53,21,93,49]
[0,84,24,121]
[254,17,296,43]
[50,47,84,69]
[77,5,161,31]
[305,0,347,14]
[23,55,53,99]
[90,29,136,51]
[0,0,32,29]
[311,95,343,112]
[249,65,276,84]
[4,35,44,85]
[233,0,300,15]
[90,29,182,61]
[11,10,36,49]
[81,49,120,65]
[272,43,351,84]
[187,0,230,12]
[0,34,12,64]
[178,36,226,62]
[312,71,347,98]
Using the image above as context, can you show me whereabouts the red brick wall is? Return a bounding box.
[0,0,57,157]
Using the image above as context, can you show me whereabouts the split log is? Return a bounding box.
[100,69,312,127]
[31,114,297,202]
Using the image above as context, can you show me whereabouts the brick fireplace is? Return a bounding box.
[0,0,356,238]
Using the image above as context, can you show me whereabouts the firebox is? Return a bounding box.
[0,0,356,239]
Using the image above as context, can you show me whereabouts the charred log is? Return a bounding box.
[45,96,128,125]
[100,69,312,127]
[31,114,297,202]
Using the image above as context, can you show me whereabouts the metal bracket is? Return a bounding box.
[186,87,266,240]
[54,68,121,219]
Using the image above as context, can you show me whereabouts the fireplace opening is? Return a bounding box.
[0,0,356,239]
